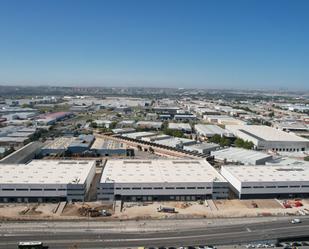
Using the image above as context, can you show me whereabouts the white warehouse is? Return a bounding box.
[195,124,233,138]
[211,147,273,165]
[226,125,309,152]
[0,160,96,203]
[98,159,228,202]
[221,165,309,199]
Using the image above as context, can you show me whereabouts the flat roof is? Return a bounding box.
[184,142,219,150]
[221,165,309,182]
[91,137,126,150]
[122,131,157,139]
[112,128,136,134]
[227,125,309,142]
[101,159,227,183]
[7,132,34,137]
[0,160,95,184]
[136,121,162,127]
[211,147,272,163]
[42,137,76,150]
[154,137,196,147]
[168,123,192,130]
[195,124,227,135]
[0,137,28,142]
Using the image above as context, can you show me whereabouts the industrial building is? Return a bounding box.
[0,160,96,202]
[203,115,246,125]
[90,137,133,156]
[153,106,180,114]
[141,134,171,142]
[0,126,37,147]
[135,121,162,130]
[195,124,233,138]
[154,137,196,149]
[0,141,43,164]
[168,123,192,133]
[122,131,157,140]
[97,159,228,201]
[36,112,73,125]
[221,165,309,199]
[183,143,220,154]
[274,122,309,137]
[174,114,197,121]
[116,120,136,128]
[0,136,28,147]
[112,128,136,134]
[93,120,113,128]
[40,137,76,156]
[67,134,95,154]
[211,147,273,165]
[226,125,309,151]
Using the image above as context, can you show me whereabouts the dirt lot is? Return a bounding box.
[0,202,113,220]
[0,199,308,221]
[118,199,309,219]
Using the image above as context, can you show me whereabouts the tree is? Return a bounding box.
[90,122,97,128]
[220,137,231,147]
[148,147,154,153]
[235,138,254,149]
[235,138,244,148]
[163,129,185,138]
[110,121,117,129]
[208,134,222,144]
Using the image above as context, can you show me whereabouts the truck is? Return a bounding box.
[18,241,49,249]
[157,206,177,213]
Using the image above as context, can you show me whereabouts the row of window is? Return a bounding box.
[1,188,66,191]
[100,186,214,190]
[242,185,309,189]
[271,148,305,152]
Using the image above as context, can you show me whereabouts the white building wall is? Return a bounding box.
[98,181,228,201]
[220,167,242,196]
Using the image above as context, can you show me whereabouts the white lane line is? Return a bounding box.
[246,227,252,232]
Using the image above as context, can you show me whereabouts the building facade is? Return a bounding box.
[98,159,228,201]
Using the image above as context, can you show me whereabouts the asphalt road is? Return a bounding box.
[1,218,309,249]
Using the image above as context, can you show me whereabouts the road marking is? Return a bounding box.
[246,227,252,232]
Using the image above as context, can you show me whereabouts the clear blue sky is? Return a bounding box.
[0,0,308,90]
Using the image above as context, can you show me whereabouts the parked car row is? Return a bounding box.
[140,246,216,249]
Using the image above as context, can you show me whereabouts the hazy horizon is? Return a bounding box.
[0,0,309,90]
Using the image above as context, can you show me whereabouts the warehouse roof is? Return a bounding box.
[211,147,272,165]
[122,131,157,139]
[184,142,219,151]
[136,121,162,128]
[112,128,136,134]
[0,160,96,184]
[141,134,171,141]
[42,137,75,150]
[168,123,192,131]
[221,165,309,182]
[0,137,28,143]
[154,137,196,147]
[195,124,233,137]
[101,160,226,183]
[226,125,309,142]
[91,138,126,150]
[7,132,34,137]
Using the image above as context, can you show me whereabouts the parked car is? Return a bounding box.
[291,218,301,224]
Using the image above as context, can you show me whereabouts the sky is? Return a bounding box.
[0,0,308,90]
